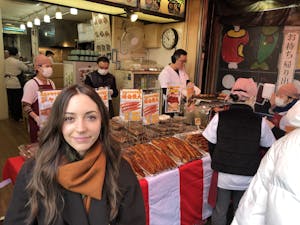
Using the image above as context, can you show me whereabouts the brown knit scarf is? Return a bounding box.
[57,143,106,212]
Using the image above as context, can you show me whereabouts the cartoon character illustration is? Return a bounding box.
[251,26,279,70]
[222,25,249,69]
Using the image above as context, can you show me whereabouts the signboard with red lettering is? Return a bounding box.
[165,86,181,113]
[96,87,109,109]
[37,90,62,127]
[120,89,143,121]
[143,92,160,125]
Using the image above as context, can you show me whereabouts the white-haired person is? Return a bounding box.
[202,78,276,225]
[232,100,300,225]
[265,83,299,139]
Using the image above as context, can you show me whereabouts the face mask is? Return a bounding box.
[275,97,287,107]
[98,69,109,75]
[41,67,53,78]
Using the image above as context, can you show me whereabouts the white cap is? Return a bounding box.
[286,101,300,128]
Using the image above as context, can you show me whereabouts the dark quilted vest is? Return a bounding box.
[212,104,262,176]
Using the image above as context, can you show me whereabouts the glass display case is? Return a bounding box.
[113,70,162,116]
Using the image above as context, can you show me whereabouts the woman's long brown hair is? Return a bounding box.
[26,84,121,225]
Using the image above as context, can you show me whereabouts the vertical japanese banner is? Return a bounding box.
[277,26,300,88]
[143,92,160,125]
[166,86,181,113]
[96,87,109,109]
[120,89,143,121]
[37,90,62,127]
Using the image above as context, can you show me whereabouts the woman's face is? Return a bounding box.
[62,93,101,156]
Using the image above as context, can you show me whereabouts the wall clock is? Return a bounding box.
[161,28,179,50]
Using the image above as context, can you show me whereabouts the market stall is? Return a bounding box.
[3,154,213,225]
[2,92,229,224]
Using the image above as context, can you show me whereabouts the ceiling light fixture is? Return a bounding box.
[130,13,138,22]
[44,9,50,23]
[55,7,62,19]
[34,16,40,26]
[70,8,78,15]
[20,23,26,30]
[125,9,139,22]
[27,21,33,28]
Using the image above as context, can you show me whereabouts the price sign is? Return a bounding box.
[37,90,62,127]
[120,89,143,121]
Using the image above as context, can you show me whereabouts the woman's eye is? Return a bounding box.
[64,116,74,122]
[87,115,97,120]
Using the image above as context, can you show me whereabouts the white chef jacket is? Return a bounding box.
[158,65,189,90]
[4,56,28,89]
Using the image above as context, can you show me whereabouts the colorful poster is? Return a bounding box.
[37,90,62,127]
[79,67,94,83]
[120,89,143,121]
[250,26,279,70]
[277,26,300,88]
[96,87,109,109]
[143,92,160,125]
[221,25,249,69]
[165,86,181,113]
[140,0,185,18]
[92,13,112,56]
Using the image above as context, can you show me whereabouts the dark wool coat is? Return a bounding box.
[4,159,146,225]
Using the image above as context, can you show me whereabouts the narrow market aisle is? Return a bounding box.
[0,119,28,221]
[0,119,28,171]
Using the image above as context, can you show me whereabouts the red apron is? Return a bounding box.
[28,78,54,143]
[270,113,283,128]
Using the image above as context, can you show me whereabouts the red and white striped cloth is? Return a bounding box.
[139,154,213,225]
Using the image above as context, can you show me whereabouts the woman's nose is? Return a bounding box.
[75,119,87,132]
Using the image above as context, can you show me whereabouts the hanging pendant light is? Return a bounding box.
[20,23,26,30]
[55,7,62,19]
[44,9,50,23]
[34,16,40,26]
[70,8,78,15]
[27,21,33,28]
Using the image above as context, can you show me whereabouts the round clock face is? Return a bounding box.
[161,28,178,50]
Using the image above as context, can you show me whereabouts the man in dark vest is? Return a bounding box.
[203,78,276,225]
[85,56,118,118]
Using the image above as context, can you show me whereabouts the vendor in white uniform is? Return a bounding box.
[158,49,200,114]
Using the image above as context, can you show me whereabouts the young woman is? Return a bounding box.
[22,54,56,143]
[5,84,146,225]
